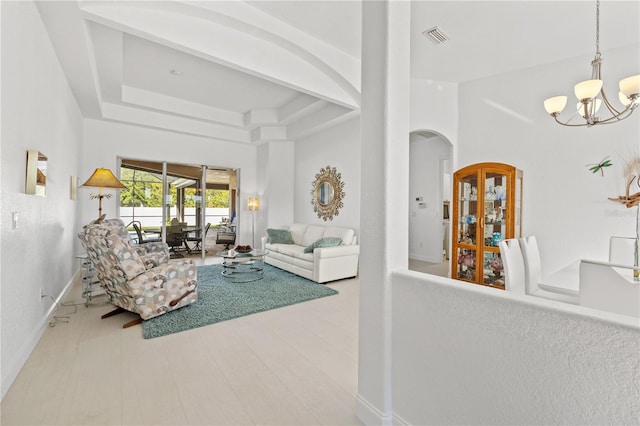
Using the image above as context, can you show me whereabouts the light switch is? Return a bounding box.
[12,212,19,229]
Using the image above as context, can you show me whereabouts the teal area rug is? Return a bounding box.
[142,263,338,339]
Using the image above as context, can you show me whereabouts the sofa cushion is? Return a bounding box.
[304,237,343,253]
[323,227,355,245]
[301,225,326,247]
[266,242,313,262]
[289,224,308,246]
[266,228,294,244]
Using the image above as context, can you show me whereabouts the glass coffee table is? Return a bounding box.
[217,249,268,283]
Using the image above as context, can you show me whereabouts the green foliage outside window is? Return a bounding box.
[120,167,229,208]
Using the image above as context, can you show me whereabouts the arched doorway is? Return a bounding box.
[408,130,453,277]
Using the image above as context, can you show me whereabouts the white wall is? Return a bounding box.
[82,119,258,247]
[408,78,457,265]
[410,78,458,151]
[294,117,361,234]
[1,1,83,399]
[409,132,451,262]
[458,44,640,276]
[392,271,639,425]
[257,141,295,241]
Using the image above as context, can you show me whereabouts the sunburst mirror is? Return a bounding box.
[311,165,345,221]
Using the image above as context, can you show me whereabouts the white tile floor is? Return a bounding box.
[1,257,361,426]
[408,259,450,278]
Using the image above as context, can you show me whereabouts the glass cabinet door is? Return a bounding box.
[455,172,479,281]
[482,171,507,286]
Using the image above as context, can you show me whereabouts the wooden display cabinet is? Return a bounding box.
[451,162,522,289]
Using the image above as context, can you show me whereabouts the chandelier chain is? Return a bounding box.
[595,0,600,56]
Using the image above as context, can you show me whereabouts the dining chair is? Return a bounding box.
[580,259,639,317]
[131,221,161,244]
[609,236,636,266]
[166,224,187,257]
[498,238,525,294]
[187,222,211,253]
[216,229,236,250]
[518,236,542,295]
[518,236,580,304]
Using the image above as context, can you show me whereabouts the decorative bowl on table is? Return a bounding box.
[235,245,252,253]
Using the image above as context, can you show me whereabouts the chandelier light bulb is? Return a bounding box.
[574,79,603,101]
[619,75,640,97]
[544,96,568,114]
[577,99,602,118]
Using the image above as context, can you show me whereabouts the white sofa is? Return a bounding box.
[261,223,359,283]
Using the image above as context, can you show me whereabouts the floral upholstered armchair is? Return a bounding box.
[78,218,197,328]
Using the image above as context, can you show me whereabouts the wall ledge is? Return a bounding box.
[395,268,640,330]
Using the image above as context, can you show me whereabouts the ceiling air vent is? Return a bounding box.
[422,26,449,45]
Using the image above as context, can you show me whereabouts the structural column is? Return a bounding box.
[357,1,411,424]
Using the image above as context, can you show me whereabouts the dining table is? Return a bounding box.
[146,226,201,254]
[538,258,639,298]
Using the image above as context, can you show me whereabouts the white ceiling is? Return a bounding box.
[120,32,300,112]
[410,1,640,83]
[35,1,640,145]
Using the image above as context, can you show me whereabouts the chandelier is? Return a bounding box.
[543,0,639,127]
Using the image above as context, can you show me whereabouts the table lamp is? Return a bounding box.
[82,168,126,220]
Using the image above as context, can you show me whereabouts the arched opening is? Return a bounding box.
[408,130,453,277]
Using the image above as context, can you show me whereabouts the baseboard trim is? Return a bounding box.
[1,271,79,401]
[392,412,410,426]
[355,394,393,425]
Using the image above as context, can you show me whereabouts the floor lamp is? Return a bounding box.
[248,197,259,247]
[82,168,126,221]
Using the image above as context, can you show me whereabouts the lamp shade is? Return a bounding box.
[248,197,259,211]
[619,75,640,97]
[574,79,603,100]
[619,91,632,107]
[81,168,126,189]
[544,96,567,114]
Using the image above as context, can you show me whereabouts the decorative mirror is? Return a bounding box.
[25,150,47,196]
[311,165,345,221]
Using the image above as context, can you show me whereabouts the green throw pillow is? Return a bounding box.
[267,228,294,244]
[304,237,342,253]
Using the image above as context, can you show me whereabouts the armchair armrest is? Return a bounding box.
[134,242,170,266]
[125,260,197,313]
[139,251,170,269]
[135,241,169,255]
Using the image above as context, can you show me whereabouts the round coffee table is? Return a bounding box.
[217,249,268,283]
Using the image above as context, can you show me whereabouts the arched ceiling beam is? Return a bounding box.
[78,1,360,110]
